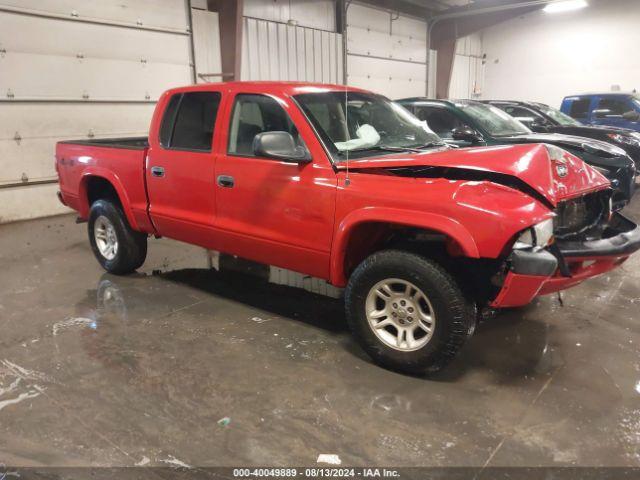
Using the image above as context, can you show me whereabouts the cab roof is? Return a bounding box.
[162,81,372,97]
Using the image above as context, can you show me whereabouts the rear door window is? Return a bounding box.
[568,98,591,119]
[160,91,221,151]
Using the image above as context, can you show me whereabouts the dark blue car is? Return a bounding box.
[561,93,640,131]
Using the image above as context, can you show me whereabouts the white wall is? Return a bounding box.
[191,8,222,83]
[0,0,196,223]
[244,0,335,31]
[346,2,427,99]
[449,33,484,99]
[480,0,640,107]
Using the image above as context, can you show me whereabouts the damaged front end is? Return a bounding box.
[491,188,640,308]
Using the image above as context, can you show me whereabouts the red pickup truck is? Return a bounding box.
[56,82,640,374]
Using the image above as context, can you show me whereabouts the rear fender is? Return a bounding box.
[330,207,480,286]
[79,168,139,231]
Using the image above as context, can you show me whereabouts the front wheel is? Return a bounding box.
[88,199,147,274]
[345,250,475,375]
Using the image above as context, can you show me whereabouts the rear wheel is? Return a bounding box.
[88,199,147,274]
[345,250,475,374]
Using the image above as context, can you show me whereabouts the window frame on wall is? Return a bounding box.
[159,91,222,153]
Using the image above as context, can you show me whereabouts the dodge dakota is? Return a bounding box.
[56,82,640,374]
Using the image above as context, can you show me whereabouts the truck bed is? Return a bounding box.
[56,137,154,233]
[58,137,149,150]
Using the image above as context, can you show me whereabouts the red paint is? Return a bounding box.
[490,272,548,308]
[56,81,623,307]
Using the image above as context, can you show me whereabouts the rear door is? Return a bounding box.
[146,89,224,245]
[213,90,337,279]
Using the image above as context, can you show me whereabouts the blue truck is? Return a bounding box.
[561,93,640,131]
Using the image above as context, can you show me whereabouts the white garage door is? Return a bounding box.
[0,0,194,223]
[346,2,427,100]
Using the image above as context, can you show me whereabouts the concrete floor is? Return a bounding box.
[1,198,640,470]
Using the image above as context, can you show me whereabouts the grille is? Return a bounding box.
[554,190,611,240]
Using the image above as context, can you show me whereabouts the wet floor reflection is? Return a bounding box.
[70,267,558,384]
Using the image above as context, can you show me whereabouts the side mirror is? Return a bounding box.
[530,122,550,133]
[253,131,311,163]
[622,110,640,121]
[451,127,483,144]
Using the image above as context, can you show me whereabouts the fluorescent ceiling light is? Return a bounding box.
[543,0,588,13]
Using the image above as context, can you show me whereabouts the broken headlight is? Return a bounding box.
[513,218,555,250]
[607,133,640,147]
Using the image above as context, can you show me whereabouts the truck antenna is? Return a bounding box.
[344,85,350,186]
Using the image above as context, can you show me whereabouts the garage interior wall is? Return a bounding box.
[0,0,196,223]
[346,2,428,100]
[241,0,341,83]
[479,0,640,107]
[448,33,484,99]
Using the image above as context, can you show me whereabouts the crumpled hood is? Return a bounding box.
[337,143,610,206]
[507,133,627,157]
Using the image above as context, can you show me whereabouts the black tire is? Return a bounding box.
[88,199,147,274]
[345,249,475,375]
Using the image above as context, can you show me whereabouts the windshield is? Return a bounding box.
[537,104,580,126]
[456,102,531,136]
[294,91,443,160]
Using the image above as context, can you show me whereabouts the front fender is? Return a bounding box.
[329,207,480,286]
[79,168,139,231]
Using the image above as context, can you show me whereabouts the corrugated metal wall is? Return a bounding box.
[0,0,195,223]
[241,17,342,83]
[346,2,427,100]
[244,0,336,32]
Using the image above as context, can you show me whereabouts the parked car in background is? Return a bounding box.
[560,93,640,132]
[55,82,640,374]
[486,100,640,174]
[398,98,636,209]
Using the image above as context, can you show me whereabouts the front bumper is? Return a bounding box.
[491,213,640,308]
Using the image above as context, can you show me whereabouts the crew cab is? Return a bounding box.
[398,98,636,210]
[56,82,640,374]
[561,93,640,132]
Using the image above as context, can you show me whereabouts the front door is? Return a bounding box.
[146,89,223,245]
[213,91,337,279]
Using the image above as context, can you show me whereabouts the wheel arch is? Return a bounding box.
[79,170,139,231]
[330,208,480,287]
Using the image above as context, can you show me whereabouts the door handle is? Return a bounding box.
[217,175,235,188]
[151,166,165,178]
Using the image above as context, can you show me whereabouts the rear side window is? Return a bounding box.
[159,91,221,151]
[568,98,590,119]
[228,94,302,157]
